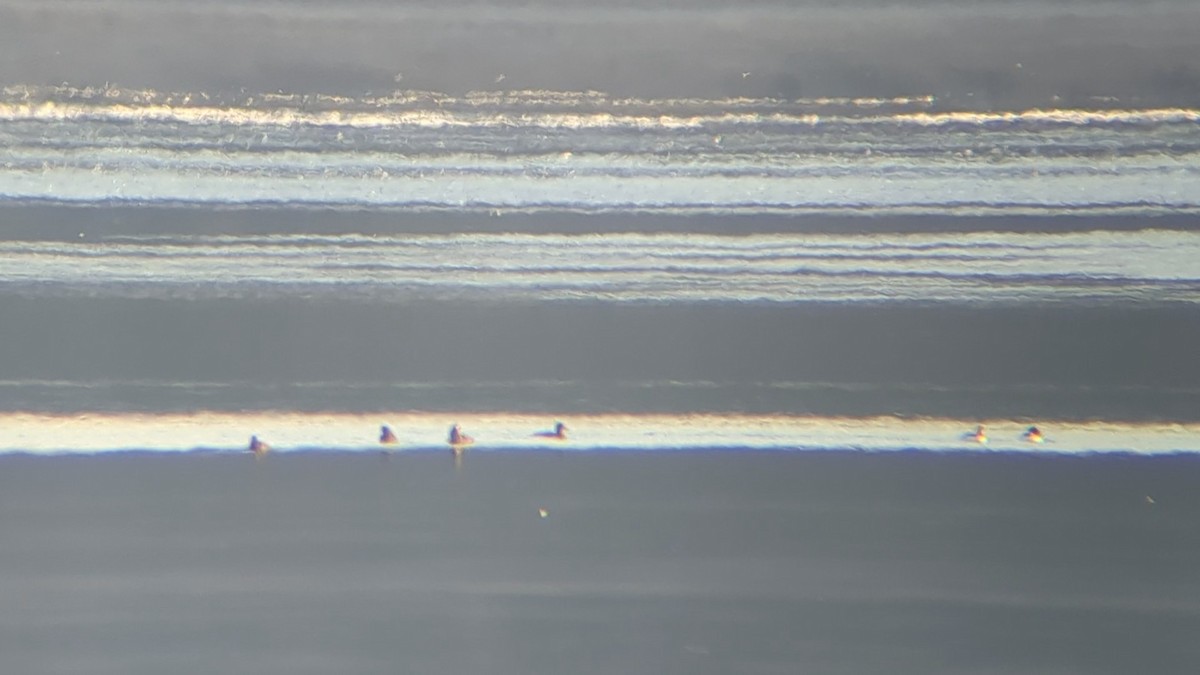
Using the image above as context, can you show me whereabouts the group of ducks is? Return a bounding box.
[966,425,1045,445]
[249,420,1041,455]
[249,421,569,456]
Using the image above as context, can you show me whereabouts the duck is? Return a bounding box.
[448,424,475,459]
[249,435,271,455]
[533,421,569,440]
[1022,426,1045,443]
[965,424,988,444]
[448,424,475,447]
[379,425,398,444]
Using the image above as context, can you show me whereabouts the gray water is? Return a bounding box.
[2,0,1199,671]
[1,451,1197,675]
[1,86,1199,419]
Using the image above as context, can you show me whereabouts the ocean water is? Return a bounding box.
[1,0,1199,672]
[1,450,1198,675]
[1,84,1198,426]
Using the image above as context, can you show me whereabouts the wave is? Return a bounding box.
[1,411,1196,456]
[3,84,1198,215]
[2,230,1196,305]
[4,185,1200,219]
[1,85,1195,131]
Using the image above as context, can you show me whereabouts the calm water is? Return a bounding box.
[1,0,1199,672]
[1,451,1197,675]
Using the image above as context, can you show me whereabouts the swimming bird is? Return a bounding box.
[1022,426,1045,443]
[379,425,398,445]
[448,424,474,446]
[533,421,569,440]
[249,435,271,455]
[448,424,475,459]
[965,425,988,444]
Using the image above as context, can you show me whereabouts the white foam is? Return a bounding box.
[0,85,1191,132]
[3,229,1197,305]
